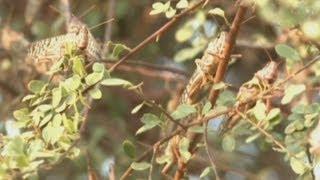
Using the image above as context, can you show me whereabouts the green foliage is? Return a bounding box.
[150,0,189,18]
[122,140,136,159]
[281,84,306,104]
[136,113,162,135]
[171,104,196,119]
[275,44,300,61]
[130,162,151,171]
[0,43,135,178]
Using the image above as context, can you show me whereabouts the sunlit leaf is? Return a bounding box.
[176,0,189,9]
[131,102,144,114]
[165,7,176,18]
[130,162,151,171]
[175,26,193,42]
[28,80,46,94]
[64,75,81,91]
[275,44,300,61]
[89,88,102,99]
[42,124,64,144]
[202,101,212,115]
[72,56,86,77]
[52,87,62,108]
[112,44,131,58]
[251,101,266,121]
[290,157,309,175]
[200,167,211,178]
[85,72,104,86]
[136,113,161,135]
[171,104,196,120]
[281,84,306,104]
[101,78,132,87]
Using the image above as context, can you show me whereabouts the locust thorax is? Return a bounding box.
[255,61,278,84]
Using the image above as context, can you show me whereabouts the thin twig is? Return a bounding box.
[108,0,207,73]
[204,119,220,180]
[136,91,187,132]
[119,53,320,179]
[209,4,248,104]
[103,0,115,55]
[148,143,160,180]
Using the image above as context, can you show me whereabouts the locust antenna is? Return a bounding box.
[78,5,96,18]
[89,18,115,30]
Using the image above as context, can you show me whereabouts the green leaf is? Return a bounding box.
[92,63,105,73]
[64,75,81,91]
[222,135,236,152]
[130,162,151,171]
[2,137,25,156]
[62,114,75,133]
[175,26,193,42]
[136,113,161,135]
[176,0,189,9]
[251,101,266,121]
[275,44,300,61]
[38,104,52,112]
[72,56,86,77]
[101,78,132,87]
[52,87,62,108]
[216,90,236,106]
[42,124,64,145]
[131,102,144,114]
[150,2,166,15]
[85,72,104,86]
[290,158,309,175]
[266,108,281,121]
[305,113,318,127]
[52,113,62,127]
[202,101,212,115]
[28,80,46,94]
[89,88,102,99]
[112,44,131,58]
[179,137,191,162]
[285,122,297,134]
[55,101,67,113]
[122,140,136,159]
[174,46,203,62]
[39,113,53,127]
[13,108,30,121]
[22,94,36,102]
[245,133,261,143]
[165,7,176,18]
[281,84,306,104]
[200,167,211,178]
[171,104,196,120]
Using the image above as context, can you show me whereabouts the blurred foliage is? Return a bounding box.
[0,0,320,179]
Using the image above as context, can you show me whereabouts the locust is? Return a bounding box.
[26,15,102,74]
[220,61,279,133]
[180,32,226,105]
[162,31,227,175]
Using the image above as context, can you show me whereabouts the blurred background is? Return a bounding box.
[1,0,320,179]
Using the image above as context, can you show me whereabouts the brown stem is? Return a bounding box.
[209,4,248,104]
